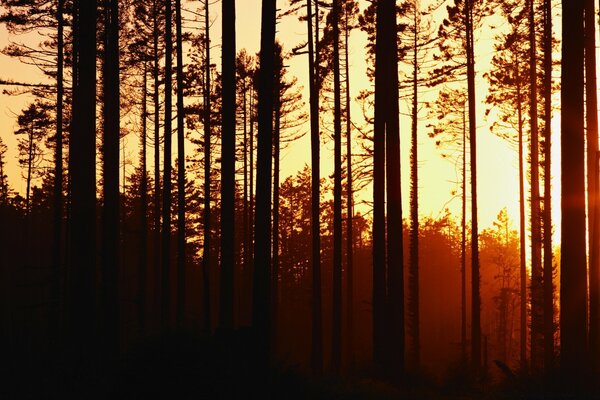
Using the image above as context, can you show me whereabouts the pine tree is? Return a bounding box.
[220,0,236,332]
[101,0,120,359]
[560,0,587,382]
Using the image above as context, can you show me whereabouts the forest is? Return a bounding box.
[0,0,597,398]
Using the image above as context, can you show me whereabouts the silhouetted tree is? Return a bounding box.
[161,0,173,330]
[67,0,97,366]
[220,0,235,332]
[254,0,277,367]
[585,0,600,368]
[175,0,186,330]
[101,0,120,359]
[560,0,587,382]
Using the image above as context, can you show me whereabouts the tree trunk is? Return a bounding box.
[461,104,467,365]
[408,1,420,370]
[161,0,173,331]
[332,0,343,376]
[152,0,161,328]
[528,0,543,371]
[202,0,212,334]
[307,0,323,376]
[254,0,277,368]
[542,0,554,373]
[140,63,148,333]
[344,4,354,373]
[175,0,186,331]
[383,0,404,376]
[68,0,97,367]
[516,53,527,371]
[585,0,599,369]
[220,0,236,333]
[372,0,387,371]
[560,0,587,381]
[465,0,480,373]
[52,0,64,343]
[101,0,120,360]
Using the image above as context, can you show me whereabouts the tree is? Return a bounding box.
[560,0,587,381]
[175,0,186,330]
[161,0,173,330]
[541,0,554,373]
[202,0,212,334]
[527,0,543,371]
[307,0,323,376]
[67,0,97,365]
[254,0,277,367]
[464,0,482,373]
[374,0,404,375]
[220,0,236,332]
[14,101,51,216]
[101,0,120,359]
[331,0,343,375]
[585,0,600,368]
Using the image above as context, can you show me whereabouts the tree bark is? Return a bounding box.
[372,0,387,371]
[254,0,277,368]
[307,0,323,376]
[101,0,120,360]
[175,0,186,331]
[585,0,599,369]
[332,0,343,376]
[161,0,173,331]
[220,0,236,333]
[560,0,587,381]
[202,0,212,334]
[68,0,97,367]
[140,63,148,333]
[542,0,554,373]
[465,0,480,373]
[408,1,420,370]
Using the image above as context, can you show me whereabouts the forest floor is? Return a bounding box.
[2,332,599,399]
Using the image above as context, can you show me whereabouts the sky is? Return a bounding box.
[0,0,573,245]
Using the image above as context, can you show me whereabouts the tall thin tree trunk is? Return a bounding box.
[52,0,64,343]
[161,0,173,331]
[461,104,467,365]
[332,0,343,376]
[152,0,161,329]
[175,0,186,330]
[140,63,148,333]
[254,0,277,367]
[243,78,249,327]
[372,0,387,371]
[101,0,120,360]
[344,3,354,373]
[220,0,236,332]
[382,0,404,376]
[202,0,212,334]
[307,0,323,376]
[465,0,480,373]
[68,0,97,366]
[585,0,599,369]
[516,54,527,371]
[542,0,554,373]
[528,0,543,371]
[408,1,420,370]
[560,0,587,381]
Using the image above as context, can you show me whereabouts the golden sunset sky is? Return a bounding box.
[0,0,574,251]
